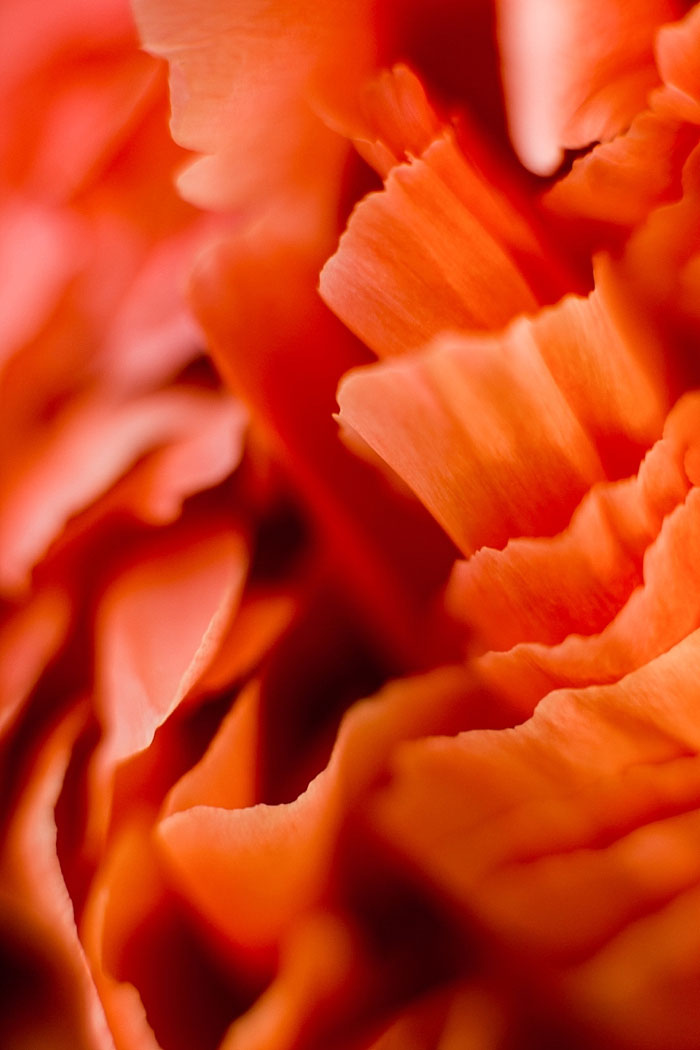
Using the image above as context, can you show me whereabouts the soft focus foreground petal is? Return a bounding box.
[497,0,679,175]
[0,216,198,465]
[0,201,86,367]
[0,0,138,197]
[337,262,668,555]
[1,704,113,1050]
[132,0,374,223]
[370,630,700,1046]
[93,230,209,396]
[448,400,692,651]
[0,0,131,86]
[320,130,551,357]
[46,388,247,562]
[191,233,457,668]
[0,388,243,595]
[90,391,246,530]
[567,882,700,1050]
[88,524,247,849]
[157,666,472,957]
[85,813,258,1050]
[3,44,160,203]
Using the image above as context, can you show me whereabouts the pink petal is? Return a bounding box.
[498,0,679,174]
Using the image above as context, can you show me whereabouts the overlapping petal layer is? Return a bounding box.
[8,0,700,1049]
[498,0,681,174]
[368,628,700,1047]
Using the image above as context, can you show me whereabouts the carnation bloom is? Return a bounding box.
[6,1,700,1049]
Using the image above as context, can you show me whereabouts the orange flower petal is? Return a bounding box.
[0,201,85,367]
[217,911,363,1050]
[447,412,690,651]
[81,819,168,1050]
[480,489,700,714]
[338,331,604,556]
[544,110,699,228]
[132,0,374,224]
[367,981,509,1050]
[320,131,545,357]
[344,64,443,179]
[157,666,471,955]
[191,233,457,668]
[0,588,71,738]
[88,524,247,849]
[370,630,700,1045]
[77,390,246,534]
[0,388,243,594]
[656,3,700,122]
[195,593,296,697]
[545,6,700,230]
[477,392,700,713]
[566,882,700,1050]
[498,0,678,174]
[337,258,669,556]
[1,703,112,1050]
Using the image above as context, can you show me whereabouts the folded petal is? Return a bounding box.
[157,666,472,954]
[498,0,679,174]
[0,588,71,738]
[337,260,668,556]
[0,388,243,594]
[191,232,457,669]
[320,129,551,357]
[544,110,699,229]
[447,404,691,651]
[656,3,700,122]
[132,0,373,225]
[478,392,700,713]
[87,523,247,849]
[545,6,700,231]
[370,629,700,1046]
[163,681,261,817]
[1,704,112,1050]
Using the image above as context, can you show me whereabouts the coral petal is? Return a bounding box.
[498,0,677,174]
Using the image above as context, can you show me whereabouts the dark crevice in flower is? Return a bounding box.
[259,589,396,806]
[336,147,384,236]
[328,820,477,1040]
[247,492,310,585]
[170,351,222,390]
[54,718,101,924]
[0,611,93,840]
[109,686,240,827]
[116,887,266,1050]
[0,893,88,1049]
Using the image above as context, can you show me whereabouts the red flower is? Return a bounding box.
[5,1,700,1049]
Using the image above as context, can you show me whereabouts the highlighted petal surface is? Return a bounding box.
[498,0,679,174]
